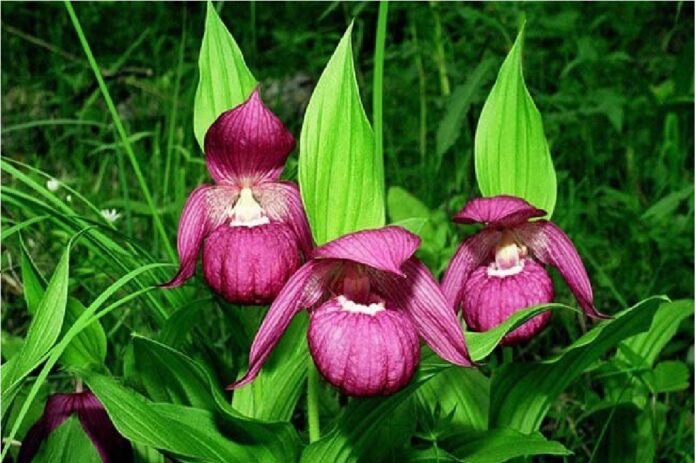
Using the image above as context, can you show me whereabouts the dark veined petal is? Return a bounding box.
[228,260,329,389]
[374,258,473,367]
[313,226,421,276]
[204,89,295,185]
[515,221,610,319]
[453,195,546,227]
[18,392,132,463]
[161,185,237,288]
[441,228,502,308]
[253,181,314,258]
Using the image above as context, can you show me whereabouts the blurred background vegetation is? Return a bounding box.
[2,2,693,461]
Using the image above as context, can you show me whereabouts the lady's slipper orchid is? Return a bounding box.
[230,226,472,396]
[18,391,132,463]
[442,195,608,345]
[162,90,313,304]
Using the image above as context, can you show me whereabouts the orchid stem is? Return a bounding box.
[307,360,321,443]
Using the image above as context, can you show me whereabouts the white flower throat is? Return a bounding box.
[487,233,527,278]
[230,188,270,227]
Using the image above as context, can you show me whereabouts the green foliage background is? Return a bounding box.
[1,2,693,462]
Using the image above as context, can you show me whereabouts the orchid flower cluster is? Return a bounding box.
[161,90,603,397]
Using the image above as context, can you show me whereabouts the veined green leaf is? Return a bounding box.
[467,303,577,361]
[20,241,107,369]
[33,416,102,463]
[193,1,257,150]
[489,296,666,433]
[2,243,71,402]
[442,428,571,462]
[232,313,309,421]
[80,370,279,463]
[124,335,301,460]
[618,299,693,368]
[299,22,384,245]
[474,23,557,216]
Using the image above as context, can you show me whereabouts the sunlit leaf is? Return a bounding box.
[193,1,257,150]
[299,22,384,245]
[474,23,557,216]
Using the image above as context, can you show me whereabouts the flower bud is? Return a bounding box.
[202,222,301,304]
[461,259,554,345]
[307,296,420,396]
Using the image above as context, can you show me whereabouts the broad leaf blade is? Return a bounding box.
[442,428,571,463]
[193,1,257,150]
[232,313,309,421]
[489,296,666,433]
[299,23,384,245]
[81,370,299,463]
[33,416,102,463]
[474,24,557,216]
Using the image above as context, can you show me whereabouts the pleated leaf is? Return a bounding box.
[475,24,557,216]
[193,1,257,150]
[489,296,665,433]
[299,23,384,245]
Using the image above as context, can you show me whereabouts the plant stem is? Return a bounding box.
[307,360,321,443]
[373,1,388,171]
[64,1,175,261]
[409,18,428,169]
[430,1,450,97]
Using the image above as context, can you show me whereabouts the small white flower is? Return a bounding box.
[66,194,72,203]
[46,178,60,192]
[100,208,121,224]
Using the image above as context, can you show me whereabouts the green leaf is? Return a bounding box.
[60,299,108,369]
[645,360,690,393]
[474,24,557,216]
[129,335,218,410]
[301,353,450,463]
[618,299,694,368]
[33,416,102,463]
[398,447,461,463]
[81,370,299,463]
[232,313,309,421]
[132,442,164,463]
[416,368,489,433]
[124,335,301,459]
[193,1,257,150]
[467,303,577,361]
[489,296,666,433]
[436,57,495,161]
[20,240,107,369]
[442,428,571,463]
[2,244,71,401]
[299,22,384,245]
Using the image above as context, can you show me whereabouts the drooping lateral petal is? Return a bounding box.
[313,226,420,276]
[453,195,546,227]
[204,89,295,185]
[375,258,473,367]
[228,260,329,389]
[515,221,609,319]
[75,393,133,463]
[253,181,314,258]
[441,228,502,308]
[161,185,237,288]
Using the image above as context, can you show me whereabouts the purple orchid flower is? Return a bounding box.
[229,226,472,397]
[18,391,132,463]
[441,195,608,345]
[162,89,313,304]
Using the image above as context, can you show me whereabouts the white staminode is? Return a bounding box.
[338,295,385,316]
[230,188,270,227]
[488,259,525,278]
